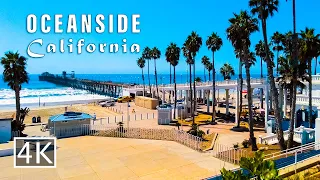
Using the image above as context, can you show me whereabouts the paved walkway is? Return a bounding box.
[0,136,236,180]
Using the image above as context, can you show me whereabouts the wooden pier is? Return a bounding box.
[39,72,128,97]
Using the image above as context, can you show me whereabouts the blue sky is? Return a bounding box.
[0,0,319,75]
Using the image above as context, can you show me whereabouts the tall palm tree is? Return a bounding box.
[226,11,259,151]
[185,32,202,122]
[142,47,152,97]
[271,31,284,75]
[182,43,195,123]
[165,48,172,103]
[150,47,161,101]
[137,57,146,96]
[220,63,235,80]
[249,0,286,151]
[220,63,235,115]
[300,28,320,128]
[205,60,213,81]
[201,56,209,82]
[1,52,29,124]
[255,40,266,79]
[206,32,223,123]
[166,43,180,119]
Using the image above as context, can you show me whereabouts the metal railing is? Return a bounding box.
[50,124,203,151]
[212,143,248,165]
[92,112,157,125]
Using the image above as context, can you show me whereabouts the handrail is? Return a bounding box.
[265,142,319,161]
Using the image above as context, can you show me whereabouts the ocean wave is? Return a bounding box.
[0,87,108,105]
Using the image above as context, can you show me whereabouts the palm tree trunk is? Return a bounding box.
[276,50,279,76]
[245,59,258,151]
[189,64,194,123]
[308,59,312,128]
[204,67,206,82]
[212,52,216,123]
[193,63,197,121]
[288,0,298,149]
[262,18,286,151]
[154,59,159,101]
[169,65,172,103]
[15,86,21,122]
[208,71,211,81]
[142,69,145,96]
[174,66,177,119]
[260,57,264,109]
[148,60,151,97]
[288,80,297,149]
[260,57,263,78]
[315,57,318,75]
[238,57,243,128]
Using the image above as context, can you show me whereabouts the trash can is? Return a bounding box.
[32,117,37,123]
[37,116,41,123]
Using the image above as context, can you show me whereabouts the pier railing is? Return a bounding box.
[125,78,265,89]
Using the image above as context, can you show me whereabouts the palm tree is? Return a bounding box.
[249,0,286,151]
[226,11,259,151]
[220,63,235,80]
[206,32,223,123]
[165,48,172,103]
[195,77,202,82]
[271,31,284,75]
[182,43,194,123]
[205,60,213,81]
[220,63,235,115]
[150,47,161,101]
[315,46,320,75]
[201,56,209,82]
[185,32,202,122]
[1,51,29,126]
[255,40,266,79]
[137,57,146,96]
[142,47,152,97]
[300,28,320,128]
[280,31,308,148]
[166,43,180,119]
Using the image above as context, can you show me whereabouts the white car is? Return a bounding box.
[100,100,115,107]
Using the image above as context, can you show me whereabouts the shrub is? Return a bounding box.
[242,139,250,148]
[233,143,239,149]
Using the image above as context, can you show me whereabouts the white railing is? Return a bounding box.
[212,143,248,164]
[50,124,203,151]
[259,127,315,145]
[125,78,265,90]
[296,95,320,105]
[91,112,157,125]
[312,75,320,81]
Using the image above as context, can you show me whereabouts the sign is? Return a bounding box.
[14,137,56,168]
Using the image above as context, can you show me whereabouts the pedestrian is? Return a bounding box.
[93,113,96,120]
[207,129,210,134]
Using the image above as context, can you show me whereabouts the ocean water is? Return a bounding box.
[0,73,263,110]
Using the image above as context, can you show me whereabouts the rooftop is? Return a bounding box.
[49,112,92,122]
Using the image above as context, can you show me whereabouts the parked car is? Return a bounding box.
[100,100,115,107]
[117,96,134,103]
